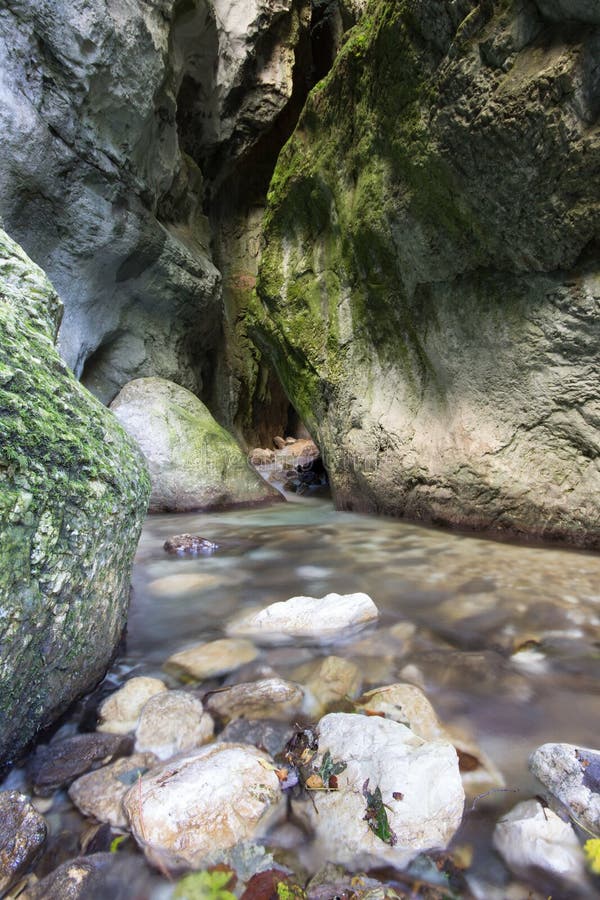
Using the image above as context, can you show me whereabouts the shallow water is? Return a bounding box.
[11,496,600,897]
[125,495,600,895]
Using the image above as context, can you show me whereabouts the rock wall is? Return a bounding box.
[254,0,600,546]
[0,229,150,765]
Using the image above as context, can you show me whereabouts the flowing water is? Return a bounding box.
[9,496,600,897]
[127,496,599,894]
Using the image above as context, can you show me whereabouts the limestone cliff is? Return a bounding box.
[254,0,600,546]
[0,229,150,765]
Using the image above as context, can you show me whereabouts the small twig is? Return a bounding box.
[470,788,520,811]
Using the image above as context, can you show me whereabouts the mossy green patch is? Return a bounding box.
[0,229,150,765]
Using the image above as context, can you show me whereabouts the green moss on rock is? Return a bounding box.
[0,230,150,764]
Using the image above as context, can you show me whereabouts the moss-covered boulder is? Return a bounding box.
[255,0,600,546]
[0,229,150,766]
[110,378,281,512]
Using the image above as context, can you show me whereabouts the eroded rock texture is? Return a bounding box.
[255,0,600,545]
[0,0,317,417]
[0,229,150,765]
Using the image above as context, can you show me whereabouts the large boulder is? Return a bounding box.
[254,0,600,547]
[0,230,150,765]
[110,377,281,511]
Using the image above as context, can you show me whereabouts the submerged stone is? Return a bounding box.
[164,638,259,681]
[110,377,281,512]
[226,592,379,645]
[0,230,150,766]
[163,534,220,555]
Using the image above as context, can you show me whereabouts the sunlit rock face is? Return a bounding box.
[255,0,600,546]
[0,0,311,410]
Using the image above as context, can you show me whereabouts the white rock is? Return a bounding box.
[227,592,378,645]
[97,677,168,735]
[529,742,600,835]
[297,712,464,870]
[68,753,158,828]
[164,638,259,681]
[356,684,504,798]
[134,691,214,760]
[493,799,589,891]
[204,678,305,722]
[123,743,284,868]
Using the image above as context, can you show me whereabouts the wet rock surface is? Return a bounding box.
[0,791,47,894]
[296,713,465,871]
[227,592,379,644]
[134,691,214,761]
[111,378,281,512]
[97,677,168,735]
[123,743,285,868]
[530,743,600,835]
[29,733,134,797]
[493,799,590,897]
[23,852,152,900]
[68,753,158,829]
[163,534,220,556]
[204,678,305,722]
[164,638,259,681]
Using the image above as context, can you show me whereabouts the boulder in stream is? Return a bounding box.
[123,743,285,868]
[296,712,464,871]
[110,378,281,512]
[164,638,259,681]
[0,229,150,766]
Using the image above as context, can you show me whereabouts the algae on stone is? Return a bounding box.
[254,0,600,546]
[0,229,150,765]
[110,377,281,512]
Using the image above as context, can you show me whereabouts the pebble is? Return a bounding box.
[204,677,305,722]
[164,638,259,681]
[134,690,214,760]
[163,534,219,556]
[97,676,168,735]
[29,733,134,796]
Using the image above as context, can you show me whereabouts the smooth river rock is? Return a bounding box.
[227,592,379,645]
[0,791,47,894]
[97,677,168,735]
[298,712,465,870]
[134,691,214,761]
[530,743,600,835]
[111,377,281,512]
[164,638,259,681]
[294,656,363,715]
[0,230,150,766]
[123,743,285,868]
[29,733,134,797]
[204,678,305,722]
[68,752,158,828]
[493,799,590,895]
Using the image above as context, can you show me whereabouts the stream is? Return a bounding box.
[6,496,600,898]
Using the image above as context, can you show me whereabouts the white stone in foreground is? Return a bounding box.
[123,743,284,868]
[226,593,378,644]
[493,799,589,891]
[298,713,464,870]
